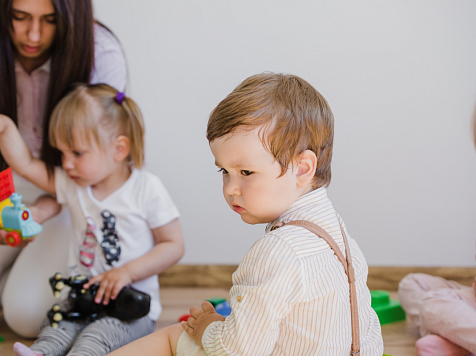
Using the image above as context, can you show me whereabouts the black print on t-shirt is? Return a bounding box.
[100,210,121,266]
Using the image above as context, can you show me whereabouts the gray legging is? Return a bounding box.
[31,314,155,356]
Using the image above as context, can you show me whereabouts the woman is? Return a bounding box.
[0,0,127,338]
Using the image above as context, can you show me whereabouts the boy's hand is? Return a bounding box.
[182,301,226,347]
[83,266,133,305]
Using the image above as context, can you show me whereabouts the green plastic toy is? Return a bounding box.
[371,290,406,325]
[206,297,227,307]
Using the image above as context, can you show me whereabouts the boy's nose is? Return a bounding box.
[224,176,241,196]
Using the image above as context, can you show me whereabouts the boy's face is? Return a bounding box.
[210,126,303,225]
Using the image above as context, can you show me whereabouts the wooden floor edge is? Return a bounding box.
[159,265,476,290]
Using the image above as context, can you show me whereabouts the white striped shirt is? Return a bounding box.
[202,188,383,355]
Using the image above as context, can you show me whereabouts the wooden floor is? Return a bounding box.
[0,288,418,356]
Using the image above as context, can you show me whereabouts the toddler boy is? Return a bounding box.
[109,73,383,355]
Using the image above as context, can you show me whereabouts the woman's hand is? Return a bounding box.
[0,229,34,247]
[83,265,133,305]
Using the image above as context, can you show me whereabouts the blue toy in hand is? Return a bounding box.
[0,168,42,247]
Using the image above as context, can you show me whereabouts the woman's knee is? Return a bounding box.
[419,288,465,332]
[399,273,432,292]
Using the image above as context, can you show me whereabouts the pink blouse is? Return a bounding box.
[15,24,127,158]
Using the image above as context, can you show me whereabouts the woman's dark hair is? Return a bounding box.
[0,0,95,174]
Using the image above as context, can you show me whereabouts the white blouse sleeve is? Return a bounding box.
[90,23,127,92]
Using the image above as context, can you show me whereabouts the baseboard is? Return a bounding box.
[366,266,476,290]
[159,265,476,290]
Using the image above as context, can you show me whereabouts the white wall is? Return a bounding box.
[93,0,476,267]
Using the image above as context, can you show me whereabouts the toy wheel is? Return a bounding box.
[6,231,21,247]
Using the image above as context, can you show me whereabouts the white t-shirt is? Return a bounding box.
[55,168,180,321]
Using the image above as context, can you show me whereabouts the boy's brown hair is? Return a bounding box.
[49,84,145,169]
[207,73,334,188]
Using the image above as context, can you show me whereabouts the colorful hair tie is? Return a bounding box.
[116,92,125,105]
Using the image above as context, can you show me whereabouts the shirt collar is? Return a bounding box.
[14,58,51,74]
[266,187,329,233]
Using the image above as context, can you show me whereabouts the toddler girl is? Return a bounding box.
[0,83,184,356]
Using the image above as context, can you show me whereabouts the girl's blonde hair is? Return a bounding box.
[49,84,145,168]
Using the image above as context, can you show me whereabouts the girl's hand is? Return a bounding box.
[83,266,133,305]
[181,301,226,347]
[29,195,62,224]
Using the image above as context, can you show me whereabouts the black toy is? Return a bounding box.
[47,273,151,328]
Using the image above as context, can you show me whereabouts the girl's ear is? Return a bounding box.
[295,150,317,187]
[113,135,131,162]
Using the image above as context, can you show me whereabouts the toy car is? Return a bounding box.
[0,168,42,247]
[48,273,151,328]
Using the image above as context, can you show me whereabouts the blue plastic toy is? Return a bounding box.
[215,301,231,317]
[0,168,42,247]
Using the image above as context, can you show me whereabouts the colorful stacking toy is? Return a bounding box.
[371,290,406,325]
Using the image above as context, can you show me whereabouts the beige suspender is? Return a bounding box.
[272,220,361,355]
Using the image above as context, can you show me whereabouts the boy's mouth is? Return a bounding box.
[232,204,245,213]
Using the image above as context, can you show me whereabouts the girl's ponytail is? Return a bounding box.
[116,94,144,169]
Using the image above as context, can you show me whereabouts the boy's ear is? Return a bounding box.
[295,150,317,187]
[113,135,131,162]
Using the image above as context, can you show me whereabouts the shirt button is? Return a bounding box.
[237,295,242,302]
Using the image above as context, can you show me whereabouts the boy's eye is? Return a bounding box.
[217,168,228,175]
[241,170,253,176]
[73,151,82,157]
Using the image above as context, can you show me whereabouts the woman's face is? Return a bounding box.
[9,0,57,66]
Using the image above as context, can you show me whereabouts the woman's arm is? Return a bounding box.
[0,115,55,194]
[84,218,185,304]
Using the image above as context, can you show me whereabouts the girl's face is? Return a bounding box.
[9,0,57,69]
[55,132,120,190]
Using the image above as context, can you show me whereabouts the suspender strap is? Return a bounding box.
[280,220,361,355]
